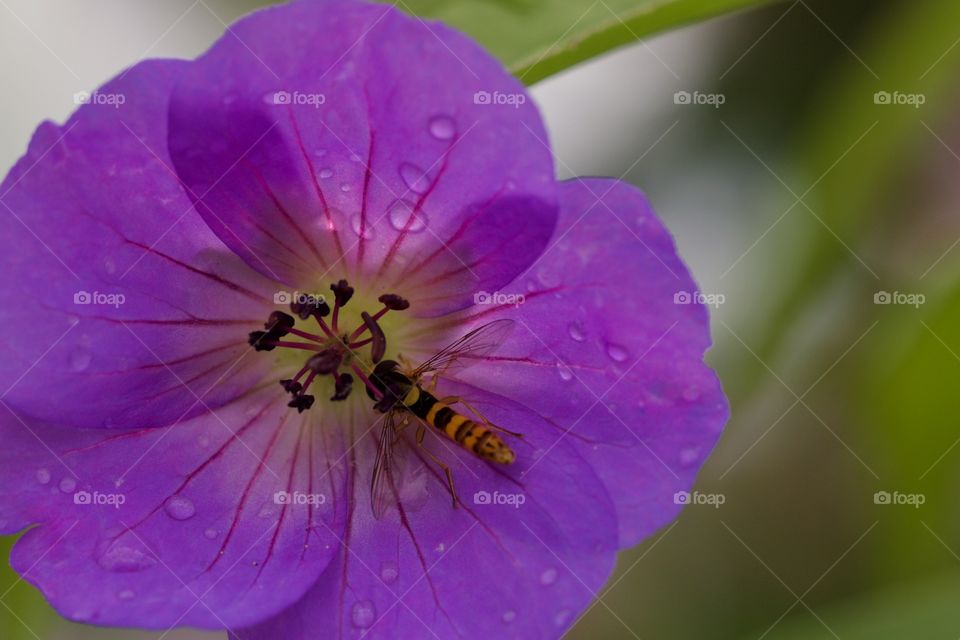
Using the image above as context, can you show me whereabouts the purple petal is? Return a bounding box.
[0,60,275,429]
[438,178,729,546]
[0,387,348,629]
[167,0,557,315]
[234,383,618,639]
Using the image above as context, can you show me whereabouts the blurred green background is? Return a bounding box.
[2,0,960,638]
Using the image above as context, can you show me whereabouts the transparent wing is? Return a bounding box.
[369,410,401,520]
[413,319,515,378]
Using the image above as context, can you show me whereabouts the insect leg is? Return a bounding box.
[416,425,459,509]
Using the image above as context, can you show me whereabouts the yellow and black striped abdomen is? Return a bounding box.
[402,385,515,464]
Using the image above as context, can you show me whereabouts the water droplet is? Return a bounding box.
[59,477,76,493]
[567,322,585,342]
[97,540,157,572]
[103,258,116,275]
[554,609,572,628]
[204,528,218,540]
[350,153,362,162]
[605,343,629,362]
[380,560,399,584]
[388,199,427,233]
[502,610,517,623]
[164,495,196,521]
[679,447,700,467]
[398,162,431,194]
[351,600,376,629]
[556,361,573,382]
[350,215,375,239]
[435,543,446,553]
[117,589,135,601]
[427,115,456,140]
[36,468,51,485]
[69,349,92,373]
[339,183,351,192]
[540,568,558,585]
[318,167,333,179]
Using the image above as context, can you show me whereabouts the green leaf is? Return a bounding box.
[392,0,784,84]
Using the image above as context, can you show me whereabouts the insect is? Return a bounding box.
[365,318,520,519]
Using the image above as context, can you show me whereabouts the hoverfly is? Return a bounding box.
[365,318,520,519]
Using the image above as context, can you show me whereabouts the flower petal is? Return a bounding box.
[167,0,557,315]
[0,60,275,429]
[0,388,348,629]
[441,178,729,546]
[233,383,618,638]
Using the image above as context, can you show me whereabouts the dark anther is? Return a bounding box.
[361,311,386,363]
[306,348,343,375]
[291,297,330,320]
[331,373,353,402]
[279,379,302,395]
[378,293,410,311]
[248,331,277,352]
[331,279,354,307]
[288,394,315,413]
[265,311,295,335]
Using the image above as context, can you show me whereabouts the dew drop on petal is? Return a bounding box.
[380,560,399,584]
[428,114,456,140]
[59,477,76,493]
[117,589,135,601]
[69,349,92,373]
[204,528,218,540]
[502,610,517,623]
[350,214,375,239]
[567,322,585,342]
[339,183,351,192]
[556,361,573,382]
[36,468,51,485]
[540,568,558,585]
[554,609,572,628]
[98,541,157,572]
[388,199,427,232]
[679,447,701,468]
[605,343,629,363]
[318,167,333,179]
[164,495,196,521]
[351,600,376,629]
[398,162,431,194]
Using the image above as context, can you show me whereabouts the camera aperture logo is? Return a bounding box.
[473,90,526,108]
[673,490,725,508]
[874,290,924,308]
[73,490,126,509]
[674,90,725,108]
[674,290,724,309]
[270,90,326,108]
[874,490,925,509]
[874,91,925,108]
[474,290,525,307]
[473,490,526,508]
[274,290,327,306]
[74,91,126,108]
[274,491,326,505]
[74,290,126,308]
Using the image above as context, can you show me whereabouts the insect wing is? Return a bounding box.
[413,319,514,378]
[369,411,400,520]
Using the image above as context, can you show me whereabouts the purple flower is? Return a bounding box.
[0,0,727,637]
